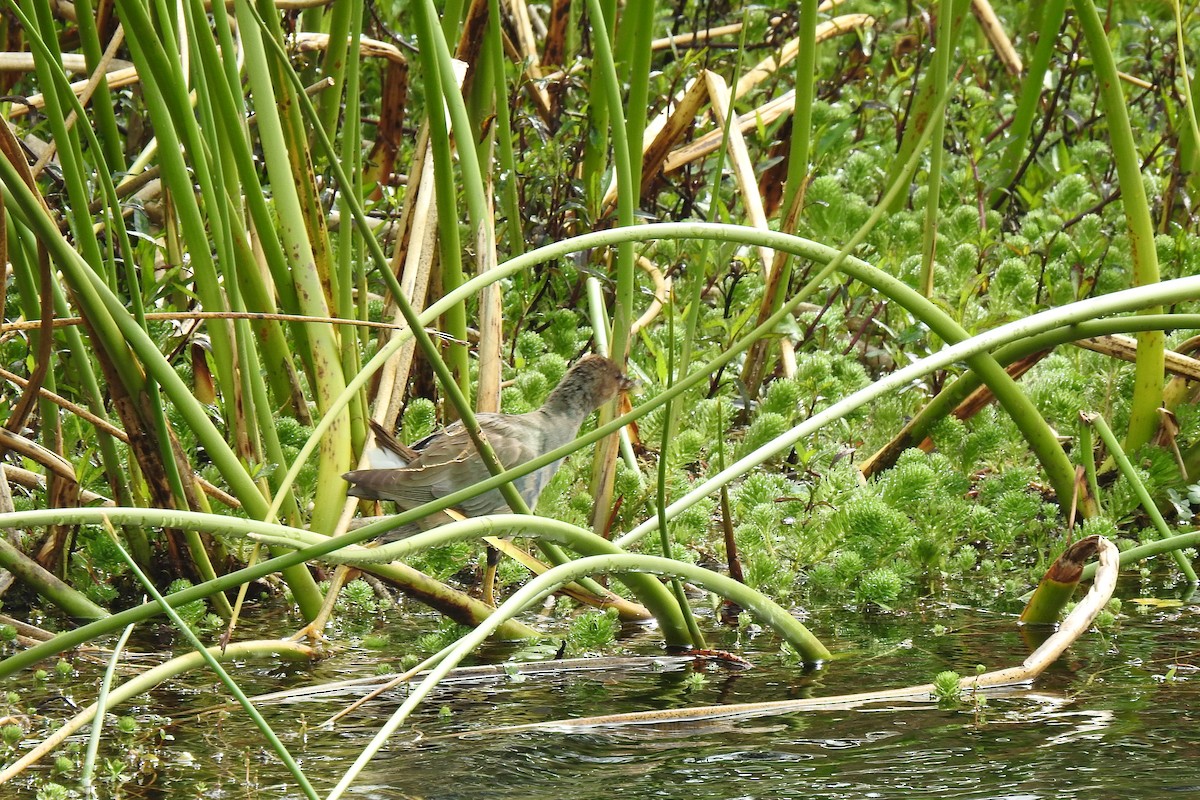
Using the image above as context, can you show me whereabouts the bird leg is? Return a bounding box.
[289,562,359,646]
[288,497,375,645]
[479,544,500,607]
[438,506,500,607]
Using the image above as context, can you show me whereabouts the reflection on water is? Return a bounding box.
[8,600,1199,799]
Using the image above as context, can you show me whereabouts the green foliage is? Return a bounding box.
[165,579,207,629]
[407,540,476,583]
[500,384,535,414]
[543,309,591,358]
[991,257,1037,309]
[514,330,547,364]
[669,495,715,546]
[335,578,383,616]
[791,351,870,418]
[669,428,707,467]
[949,545,978,575]
[833,494,917,559]
[736,412,790,460]
[733,472,801,514]
[789,443,1085,605]
[1023,353,1102,430]
[880,450,971,512]
[401,398,438,444]
[609,459,651,531]
[415,618,473,655]
[696,398,737,443]
[1093,602,1119,630]
[67,526,125,605]
[274,416,311,450]
[760,377,805,419]
[745,548,789,595]
[532,353,569,389]
[1045,174,1098,218]
[806,562,839,595]
[857,567,904,609]
[514,369,549,407]
[566,608,620,654]
[36,783,70,800]
[934,671,963,706]
[1106,446,1184,523]
[833,551,866,587]
[2,723,22,746]
[495,554,529,588]
[805,174,871,241]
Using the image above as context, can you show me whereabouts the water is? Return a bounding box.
[5,597,1198,799]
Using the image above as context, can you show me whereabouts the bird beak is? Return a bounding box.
[618,373,640,394]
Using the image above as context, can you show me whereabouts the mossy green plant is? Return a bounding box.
[933,670,963,707]
[566,608,620,654]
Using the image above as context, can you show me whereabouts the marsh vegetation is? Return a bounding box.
[0,0,1198,796]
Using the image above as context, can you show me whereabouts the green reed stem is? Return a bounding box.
[1082,413,1196,580]
[411,0,470,398]
[80,623,134,790]
[993,0,1066,203]
[918,0,955,297]
[1074,0,1165,451]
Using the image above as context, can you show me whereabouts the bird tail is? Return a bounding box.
[343,469,397,500]
[361,420,418,469]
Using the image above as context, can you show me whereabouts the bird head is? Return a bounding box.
[543,354,638,416]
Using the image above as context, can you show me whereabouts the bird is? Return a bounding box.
[344,355,636,541]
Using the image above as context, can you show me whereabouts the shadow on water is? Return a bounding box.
[9,592,1199,800]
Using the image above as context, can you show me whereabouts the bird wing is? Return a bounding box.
[344,413,547,516]
[447,414,548,516]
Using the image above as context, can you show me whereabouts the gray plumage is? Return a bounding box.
[344,355,634,541]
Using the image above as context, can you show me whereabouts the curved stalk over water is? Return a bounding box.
[324,552,831,800]
[865,314,1200,475]
[443,539,1122,736]
[244,514,702,646]
[0,507,539,679]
